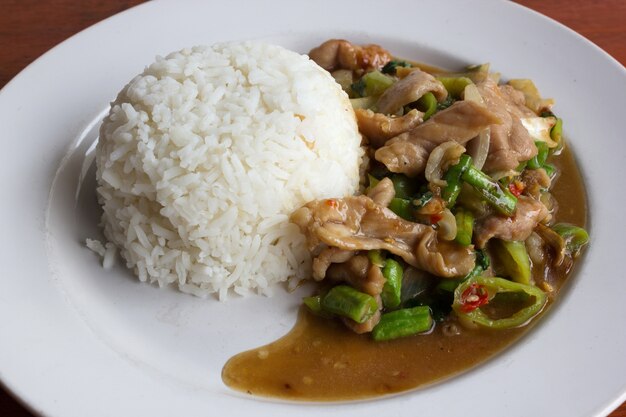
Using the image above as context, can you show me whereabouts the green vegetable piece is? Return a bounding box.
[552,223,589,255]
[527,141,549,170]
[452,276,547,329]
[550,117,563,146]
[381,60,410,75]
[303,295,333,318]
[381,259,403,309]
[320,285,379,324]
[388,198,413,220]
[390,174,416,199]
[416,92,437,120]
[454,208,474,246]
[461,164,517,216]
[351,71,395,97]
[493,240,532,285]
[436,76,473,98]
[442,154,472,207]
[349,96,377,110]
[436,96,455,111]
[367,250,386,268]
[542,163,556,177]
[372,306,433,341]
[413,190,434,208]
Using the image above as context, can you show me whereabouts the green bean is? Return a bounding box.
[550,117,563,146]
[442,154,472,207]
[381,259,403,309]
[461,165,517,216]
[454,208,474,246]
[303,295,333,318]
[416,92,438,120]
[493,240,531,285]
[372,306,433,341]
[320,285,379,324]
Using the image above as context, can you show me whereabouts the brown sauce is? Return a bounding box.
[222,144,587,401]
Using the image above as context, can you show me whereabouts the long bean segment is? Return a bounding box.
[461,164,518,216]
[381,259,403,308]
[442,154,472,206]
[454,208,474,246]
[320,285,379,324]
[452,276,547,329]
[372,306,433,341]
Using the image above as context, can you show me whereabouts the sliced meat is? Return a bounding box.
[366,176,395,207]
[312,247,355,281]
[326,256,386,296]
[290,195,475,277]
[377,69,448,115]
[477,79,538,173]
[308,39,392,72]
[342,295,383,334]
[374,101,501,177]
[355,109,423,148]
[474,196,550,248]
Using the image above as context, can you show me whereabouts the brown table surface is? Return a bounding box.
[1,0,625,415]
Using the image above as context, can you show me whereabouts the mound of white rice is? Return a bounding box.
[96,42,362,299]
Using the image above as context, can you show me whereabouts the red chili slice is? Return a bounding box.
[459,283,489,313]
[508,181,524,197]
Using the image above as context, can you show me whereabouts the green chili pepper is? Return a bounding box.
[552,223,589,255]
[381,259,403,309]
[390,174,416,199]
[527,141,549,169]
[493,240,532,285]
[452,276,547,329]
[372,306,433,341]
[320,285,379,324]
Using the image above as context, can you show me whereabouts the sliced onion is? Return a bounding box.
[425,141,466,187]
[466,129,490,170]
[437,208,457,241]
[463,83,485,105]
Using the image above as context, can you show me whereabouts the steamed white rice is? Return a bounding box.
[96,42,363,300]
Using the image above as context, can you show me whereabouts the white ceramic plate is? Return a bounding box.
[1,0,625,416]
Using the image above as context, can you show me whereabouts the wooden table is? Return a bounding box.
[0,0,624,415]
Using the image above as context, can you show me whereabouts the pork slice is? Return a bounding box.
[366,176,395,207]
[478,79,538,173]
[355,109,423,148]
[374,101,500,177]
[290,195,475,278]
[377,69,448,115]
[475,196,549,248]
[308,39,392,72]
[326,256,386,297]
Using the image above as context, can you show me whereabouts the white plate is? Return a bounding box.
[1,0,625,416]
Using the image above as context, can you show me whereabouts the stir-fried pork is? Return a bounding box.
[375,101,501,177]
[474,196,549,248]
[308,39,392,73]
[522,168,551,198]
[377,69,448,115]
[355,109,423,148]
[477,79,538,173]
[291,195,475,277]
[326,255,386,296]
[366,177,395,207]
